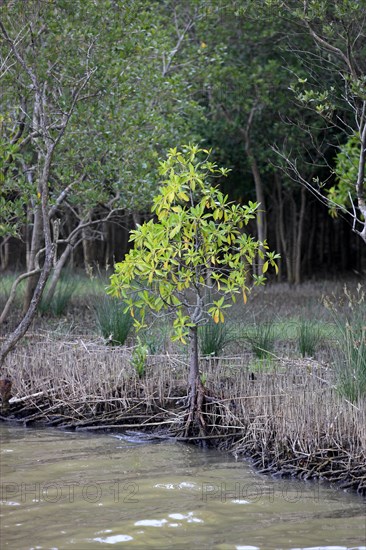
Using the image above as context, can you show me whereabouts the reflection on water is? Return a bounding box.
[0,424,365,549]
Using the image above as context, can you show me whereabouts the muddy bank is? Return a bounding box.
[1,340,365,497]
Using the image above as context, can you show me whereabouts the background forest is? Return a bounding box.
[1,0,366,307]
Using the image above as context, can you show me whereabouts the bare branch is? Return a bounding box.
[0,20,38,88]
[162,12,195,77]
[0,268,42,326]
[273,144,366,244]
[48,182,77,219]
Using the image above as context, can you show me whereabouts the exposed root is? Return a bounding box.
[183,377,206,439]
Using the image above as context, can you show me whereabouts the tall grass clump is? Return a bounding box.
[39,276,79,316]
[324,284,366,402]
[297,318,322,357]
[246,322,275,358]
[94,296,133,345]
[334,325,366,402]
[198,319,234,356]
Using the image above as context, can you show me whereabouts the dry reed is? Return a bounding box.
[1,339,365,496]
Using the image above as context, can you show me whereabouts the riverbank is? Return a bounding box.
[1,338,365,497]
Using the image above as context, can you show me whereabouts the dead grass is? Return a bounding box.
[2,337,365,495]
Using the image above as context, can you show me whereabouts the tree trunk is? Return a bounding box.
[44,219,85,302]
[0,237,10,272]
[240,114,267,274]
[250,152,267,250]
[22,203,43,313]
[43,243,72,303]
[276,175,293,283]
[188,325,200,399]
[103,221,111,269]
[305,203,317,276]
[294,187,306,285]
[132,211,141,229]
[82,225,94,270]
[185,325,206,437]
[0,268,41,325]
[272,174,284,279]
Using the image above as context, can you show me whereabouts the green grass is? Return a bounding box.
[39,276,79,316]
[297,318,323,357]
[198,319,235,356]
[333,322,366,402]
[131,336,149,378]
[0,271,108,307]
[244,322,275,358]
[72,274,108,297]
[94,295,133,345]
[0,273,27,307]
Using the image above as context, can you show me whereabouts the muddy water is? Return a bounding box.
[0,425,365,550]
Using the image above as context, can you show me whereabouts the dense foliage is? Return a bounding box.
[1,0,365,285]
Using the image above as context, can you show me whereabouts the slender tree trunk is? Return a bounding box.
[45,219,85,302]
[274,217,282,280]
[250,153,267,244]
[103,221,110,269]
[276,176,293,283]
[0,237,10,272]
[188,325,199,400]
[354,113,366,243]
[47,210,105,301]
[218,105,268,274]
[23,203,43,313]
[120,214,130,260]
[0,268,41,325]
[82,226,93,270]
[294,187,306,285]
[240,110,267,274]
[306,204,317,276]
[272,174,284,279]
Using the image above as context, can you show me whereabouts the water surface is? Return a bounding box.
[0,424,365,549]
